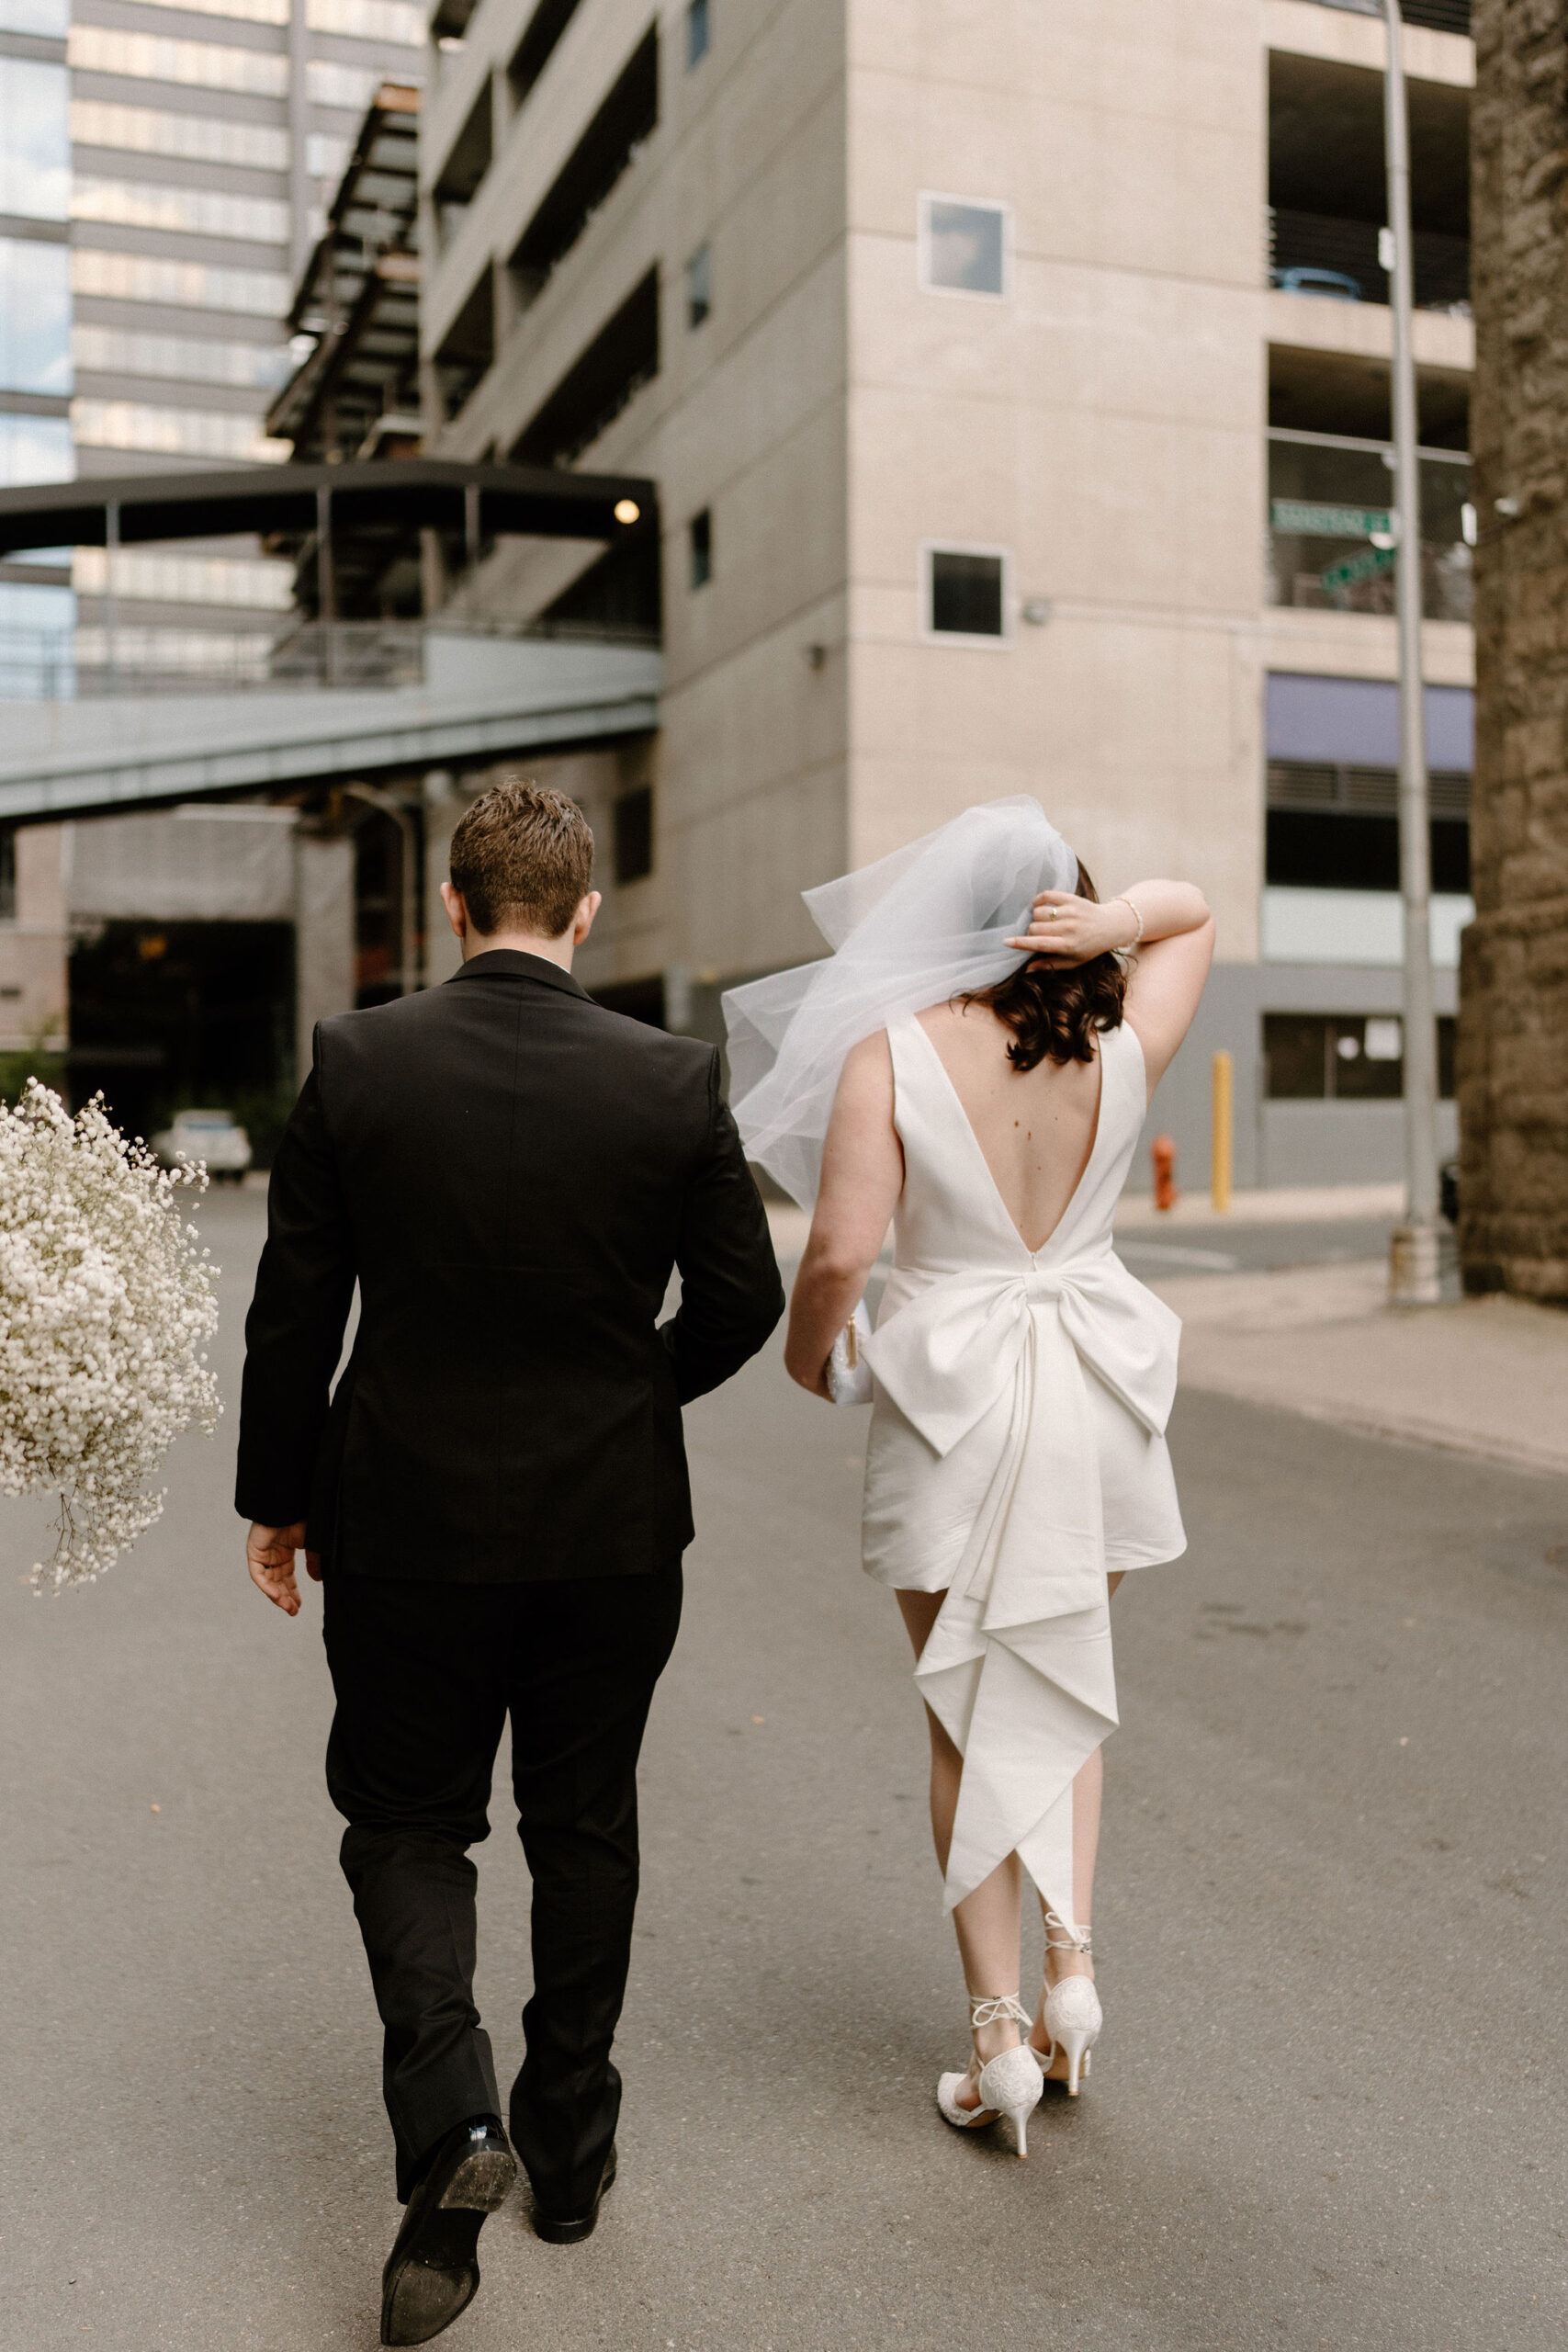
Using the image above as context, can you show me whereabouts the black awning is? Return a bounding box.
[0,458,657,558]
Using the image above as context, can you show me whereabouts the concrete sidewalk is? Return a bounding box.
[1153,1261,1568,1477]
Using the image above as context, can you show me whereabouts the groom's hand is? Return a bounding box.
[246,1521,321,1615]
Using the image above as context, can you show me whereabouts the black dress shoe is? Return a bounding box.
[530,2142,618,2245]
[380,2117,517,2347]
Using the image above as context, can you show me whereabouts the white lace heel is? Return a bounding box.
[1033,1912,1102,2098]
[936,1996,1043,2157]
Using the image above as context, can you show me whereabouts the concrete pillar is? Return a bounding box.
[423,773,464,986]
[293,831,355,1087]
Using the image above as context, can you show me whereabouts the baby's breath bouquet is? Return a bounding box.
[0,1080,220,1591]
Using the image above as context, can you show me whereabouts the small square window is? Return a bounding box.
[613,785,654,884]
[919,195,1007,298]
[686,243,710,329]
[926,546,1006,639]
[686,0,709,68]
[689,507,712,590]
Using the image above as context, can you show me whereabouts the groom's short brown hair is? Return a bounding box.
[449,778,594,939]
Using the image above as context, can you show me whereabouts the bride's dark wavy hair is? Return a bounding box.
[959,861,1127,1074]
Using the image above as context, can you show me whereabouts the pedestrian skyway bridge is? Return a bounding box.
[0,629,661,824]
[0,458,660,823]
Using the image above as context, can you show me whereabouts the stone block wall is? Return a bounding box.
[1460,0,1568,1300]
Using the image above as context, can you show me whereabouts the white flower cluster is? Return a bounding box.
[0,1080,220,1592]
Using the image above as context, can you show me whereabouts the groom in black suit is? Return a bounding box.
[236,780,783,2346]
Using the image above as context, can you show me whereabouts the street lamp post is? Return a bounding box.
[1382,0,1442,1306]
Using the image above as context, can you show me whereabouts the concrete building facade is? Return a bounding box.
[419,0,1476,1192]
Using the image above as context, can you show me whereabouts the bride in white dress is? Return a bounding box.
[724,800,1213,2156]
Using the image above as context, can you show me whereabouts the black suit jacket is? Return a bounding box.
[235,951,784,1581]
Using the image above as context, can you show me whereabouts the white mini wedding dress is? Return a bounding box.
[860,1010,1186,1940]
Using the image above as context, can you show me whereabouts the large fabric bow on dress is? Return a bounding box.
[863,1246,1179,1934]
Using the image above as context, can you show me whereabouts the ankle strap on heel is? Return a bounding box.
[1043,1907,1092,1958]
[967,1993,1033,2031]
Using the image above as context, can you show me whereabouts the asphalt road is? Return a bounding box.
[2,1189,1565,2352]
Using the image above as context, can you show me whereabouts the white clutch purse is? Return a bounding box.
[827,1299,874,1406]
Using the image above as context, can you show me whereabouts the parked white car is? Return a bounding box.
[152,1108,253,1182]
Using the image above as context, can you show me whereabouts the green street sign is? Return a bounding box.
[1320,543,1398,594]
[1271,499,1394,539]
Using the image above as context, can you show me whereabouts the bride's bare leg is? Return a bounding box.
[897,1589,1024,2111]
[1029,1571,1123,2067]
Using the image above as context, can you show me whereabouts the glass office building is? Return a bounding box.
[0,0,423,684]
[0,0,74,695]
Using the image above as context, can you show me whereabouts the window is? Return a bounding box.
[1263,1013,1457,1102]
[71,100,290,172]
[686,0,709,67]
[65,26,290,96]
[688,507,711,589]
[73,325,289,391]
[919,195,1007,297]
[1265,761,1471,895]
[73,547,292,608]
[685,242,710,328]
[926,545,1006,639]
[307,0,423,39]
[0,412,72,486]
[71,248,290,315]
[613,785,653,884]
[0,58,70,224]
[0,580,74,700]
[0,0,67,33]
[73,180,290,245]
[71,400,290,461]
[307,60,385,113]
[307,131,351,180]
[0,241,71,398]
[0,828,16,922]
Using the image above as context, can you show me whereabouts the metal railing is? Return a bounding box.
[0,614,660,701]
[1269,209,1470,314]
[1314,0,1470,29]
[1267,429,1472,623]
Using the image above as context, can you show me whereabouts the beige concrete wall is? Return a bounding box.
[0,826,69,1055]
[423,0,854,987]
[843,0,1269,960]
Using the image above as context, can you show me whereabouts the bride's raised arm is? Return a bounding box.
[783,1033,903,1397]
[1007,878,1213,1093]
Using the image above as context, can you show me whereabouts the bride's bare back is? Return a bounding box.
[916,1001,1103,1256]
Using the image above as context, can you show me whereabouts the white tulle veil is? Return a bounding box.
[723,797,1080,1208]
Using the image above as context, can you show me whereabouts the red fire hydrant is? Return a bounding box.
[1151,1133,1178,1213]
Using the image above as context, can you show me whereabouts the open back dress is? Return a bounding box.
[860,1010,1186,1936]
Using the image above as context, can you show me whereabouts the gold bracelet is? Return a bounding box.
[1112,895,1144,949]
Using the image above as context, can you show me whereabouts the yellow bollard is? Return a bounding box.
[1211,1049,1234,1213]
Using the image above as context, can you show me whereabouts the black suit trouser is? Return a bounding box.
[321,1564,682,2211]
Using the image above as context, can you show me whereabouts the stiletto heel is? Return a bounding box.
[935,1996,1043,2157]
[1032,1911,1102,2098]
